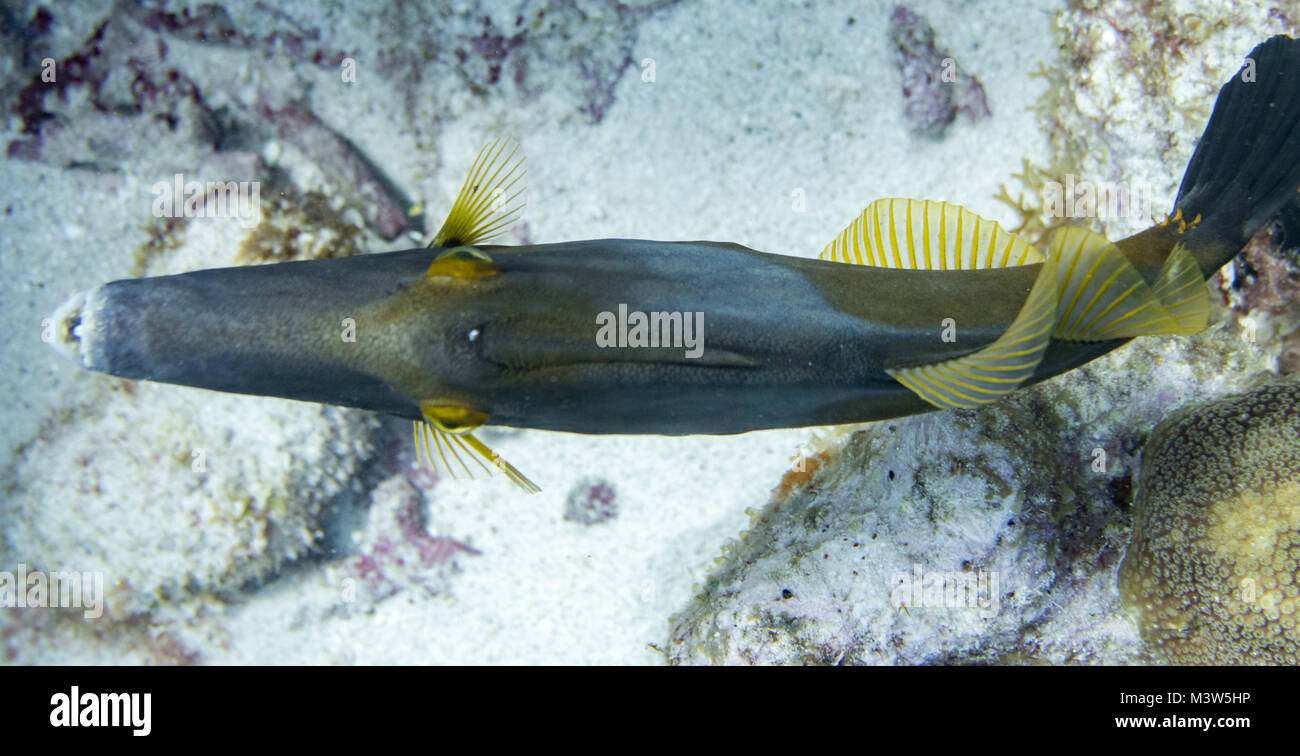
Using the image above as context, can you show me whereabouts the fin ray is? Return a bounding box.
[414,403,540,493]
[1151,242,1210,334]
[1045,226,1202,341]
[821,198,1043,270]
[431,138,526,248]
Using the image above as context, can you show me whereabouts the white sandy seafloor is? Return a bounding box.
[0,0,1294,664]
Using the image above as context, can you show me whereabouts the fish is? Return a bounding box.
[46,36,1300,493]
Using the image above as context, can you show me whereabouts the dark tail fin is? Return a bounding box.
[1175,35,1300,250]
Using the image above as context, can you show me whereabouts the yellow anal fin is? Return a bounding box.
[430,138,526,249]
[829,197,1211,409]
[1047,227,1207,341]
[887,253,1059,409]
[880,215,1212,410]
[414,403,540,494]
[1151,242,1210,334]
[820,198,1042,270]
[820,198,1054,409]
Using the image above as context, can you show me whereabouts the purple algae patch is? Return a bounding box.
[565,476,618,525]
[888,5,991,138]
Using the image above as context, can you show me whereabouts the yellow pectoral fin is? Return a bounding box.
[414,403,540,494]
[430,137,526,249]
[820,198,1043,270]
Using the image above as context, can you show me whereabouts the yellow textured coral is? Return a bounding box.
[1119,381,1300,664]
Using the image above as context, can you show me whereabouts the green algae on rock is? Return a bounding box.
[1120,381,1300,665]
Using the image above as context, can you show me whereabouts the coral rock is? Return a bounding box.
[667,328,1275,665]
[1120,380,1300,665]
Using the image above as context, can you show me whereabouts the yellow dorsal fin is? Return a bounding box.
[425,245,498,279]
[820,198,1042,270]
[430,138,526,248]
[415,403,540,494]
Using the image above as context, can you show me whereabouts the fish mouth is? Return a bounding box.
[46,288,94,368]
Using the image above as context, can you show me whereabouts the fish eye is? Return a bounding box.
[445,319,493,371]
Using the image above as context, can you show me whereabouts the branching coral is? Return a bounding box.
[992,156,1079,248]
